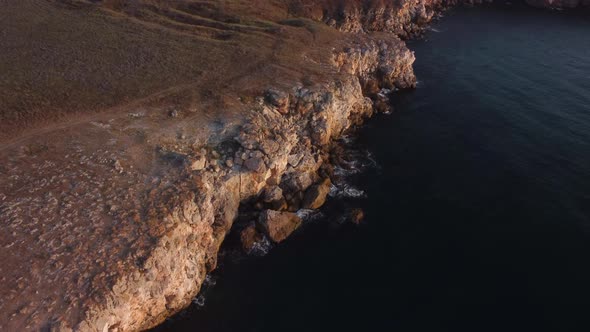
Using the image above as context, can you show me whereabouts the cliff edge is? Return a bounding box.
[0,1,586,331]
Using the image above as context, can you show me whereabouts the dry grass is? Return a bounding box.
[0,0,346,142]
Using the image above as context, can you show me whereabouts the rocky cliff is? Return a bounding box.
[289,0,589,29]
[0,1,586,331]
[1,1,419,331]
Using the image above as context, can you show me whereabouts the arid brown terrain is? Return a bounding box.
[1,1,587,331]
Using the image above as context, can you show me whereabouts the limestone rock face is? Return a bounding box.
[8,0,580,330]
[2,0,583,330]
[291,0,451,38]
[263,186,283,203]
[0,0,434,331]
[263,186,288,210]
[244,157,266,173]
[303,178,333,209]
[332,38,418,94]
[258,210,303,243]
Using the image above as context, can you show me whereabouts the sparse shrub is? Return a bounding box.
[279,18,307,27]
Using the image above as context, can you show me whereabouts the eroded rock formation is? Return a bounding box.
[0,1,419,330]
[0,0,586,331]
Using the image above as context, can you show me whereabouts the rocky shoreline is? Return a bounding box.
[1,1,588,331]
[109,34,418,332]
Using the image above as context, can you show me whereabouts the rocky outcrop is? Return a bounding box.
[87,45,415,329]
[126,36,408,328]
[258,210,303,243]
[0,23,417,330]
[2,1,585,331]
[291,0,588,36]
[289,0,488,38]
[303,178,333,209]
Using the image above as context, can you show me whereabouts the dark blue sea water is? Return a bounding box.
[155,5,590,332]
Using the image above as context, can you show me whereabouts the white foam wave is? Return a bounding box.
[334,165,361,177]
[192,295,206,307]
[297,208,324,221]
[249,236,273,257]
[329,184,366,198]
[203,274,217,287]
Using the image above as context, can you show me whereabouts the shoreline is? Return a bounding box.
[1,1,588,331]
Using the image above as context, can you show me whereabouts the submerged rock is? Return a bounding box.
[348,208,365,225]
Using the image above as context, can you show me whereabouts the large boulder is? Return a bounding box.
[240,223,264,253]
[302,177,332,209]
[258,210,302,243]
